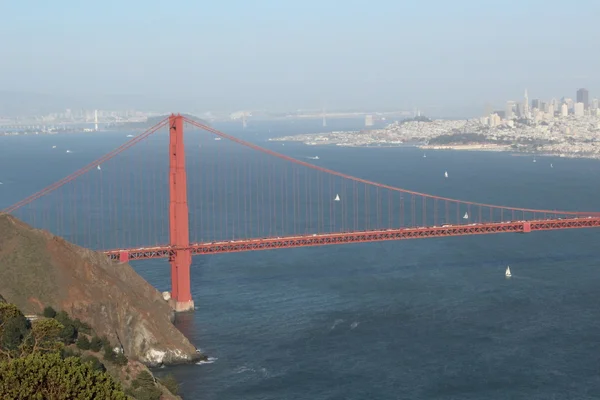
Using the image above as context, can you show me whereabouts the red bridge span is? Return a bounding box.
[4,114,600,311]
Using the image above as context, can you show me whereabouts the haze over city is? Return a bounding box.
[2,0,600,117]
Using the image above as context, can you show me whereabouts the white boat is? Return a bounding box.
[505,266,512,278]
[314,156,319,160]
[463,212,468,219]
[66,150,72,153]
[423,154,426,158]
[444,171,448,178]
[214,137,221,141]
[533,157,536,163]
[334,194,340,201]
[97,165,101,170]
[126,134,134,138]
[52,145,56,149]
[550,163,553,168]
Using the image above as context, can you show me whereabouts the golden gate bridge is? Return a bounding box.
[4,114,600,311]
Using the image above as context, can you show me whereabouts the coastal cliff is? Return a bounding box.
[0,213,200,366]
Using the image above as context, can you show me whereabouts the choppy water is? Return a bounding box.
[3,119,600,399]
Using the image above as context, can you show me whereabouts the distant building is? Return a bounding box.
[577,88,589,109]
[574,102,585,117]
[547,104,555,118]
[592,98,599,110]
[488,113,501,127]
[531,99,541,110]
[493,110,506,119]
[365,115,374,127]
[516,103,523,118]
[505,101,516,119]
[561,103,569,117]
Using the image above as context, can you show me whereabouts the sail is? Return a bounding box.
[334,194,340,201]
[463,212,468,219]
[444,171,448,178]
[505,266,511,277]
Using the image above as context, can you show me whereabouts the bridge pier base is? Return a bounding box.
[173,299,195,312]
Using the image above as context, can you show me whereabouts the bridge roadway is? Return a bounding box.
[105,217,600,262]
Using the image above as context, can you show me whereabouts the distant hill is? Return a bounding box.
[108,114,209,130]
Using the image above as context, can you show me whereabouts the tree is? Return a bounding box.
[1,316,29,353]
[0,352,127,399]
[53,311,77,344]
[89,336,103,352]
[76,335,90,350]
[21,318,64,356]
[42,306,57,318]
[0,303,30,360]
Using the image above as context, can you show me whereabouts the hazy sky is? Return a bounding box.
[2,0,599,114]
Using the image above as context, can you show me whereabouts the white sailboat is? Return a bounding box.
[66,150,72,153]
[463,212,469,219]
[334,194,340,201]
[533,157,536,163]
[505,266,512,278]
[550,163,553,168]
[52,145,57,149]
[423,153,426,158]
[97,165,101,171]
[444,171,448,178]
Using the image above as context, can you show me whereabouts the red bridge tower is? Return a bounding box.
[168,114,194,312]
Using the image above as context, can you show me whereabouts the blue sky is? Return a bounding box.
[1,0,599,114]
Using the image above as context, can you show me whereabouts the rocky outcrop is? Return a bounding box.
[0,213,200,366]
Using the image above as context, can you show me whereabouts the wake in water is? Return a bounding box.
[234,365,271,378]
[196,357,218,365]
[330,319,345,330]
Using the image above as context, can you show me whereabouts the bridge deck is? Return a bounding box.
[104,217,600,261]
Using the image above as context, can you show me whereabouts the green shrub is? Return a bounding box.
[61,347,80,359]
[89,336,103,352]
[58,323,77,344]
[113,352,128,366]
[42,306,57,318]
[129,371,161,400]
[81,354,106,372]
[73,319,92,335]
[159,373,179,395]
[76,335,91,350]
[0,352,126,399]
[103,346,116,363]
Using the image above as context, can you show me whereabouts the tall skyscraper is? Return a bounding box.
[523,89,530,118]
[531,99,540,110]
[561,103,568,117]
[577,88,589,109]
